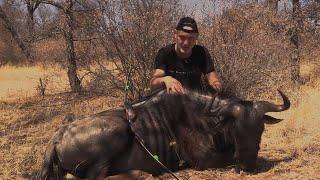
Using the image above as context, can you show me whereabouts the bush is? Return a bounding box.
[200,5,294,99]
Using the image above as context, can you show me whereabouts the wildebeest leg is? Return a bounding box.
[56,166,66,180]
[86,159,109,180]
[105,170,152,180]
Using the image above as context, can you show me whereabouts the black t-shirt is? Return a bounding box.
[154,44,215,90]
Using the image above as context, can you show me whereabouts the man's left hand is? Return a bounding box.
[211,81,222,91]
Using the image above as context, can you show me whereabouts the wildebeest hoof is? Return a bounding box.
[232,165,241,174]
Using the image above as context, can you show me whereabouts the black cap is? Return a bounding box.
[176,17,198,33]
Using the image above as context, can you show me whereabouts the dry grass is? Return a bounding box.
[0,63,319,179]
[0,65,69,101]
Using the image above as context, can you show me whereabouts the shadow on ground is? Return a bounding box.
[256,153,297,173]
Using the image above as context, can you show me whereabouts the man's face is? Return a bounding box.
[174,30,198,56]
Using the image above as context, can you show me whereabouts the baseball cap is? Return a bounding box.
[176,17,199,33]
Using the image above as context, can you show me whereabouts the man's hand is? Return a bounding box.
[210,80,222,91]
[207,71,222,91]
[150,69,185,94]
[163,76,185,94]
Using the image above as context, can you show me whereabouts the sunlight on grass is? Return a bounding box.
[0,65,68,101]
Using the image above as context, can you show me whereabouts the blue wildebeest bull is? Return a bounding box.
[40,90,290,179]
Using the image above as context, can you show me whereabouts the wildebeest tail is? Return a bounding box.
[39,127,66,180]
[40,138,57,180]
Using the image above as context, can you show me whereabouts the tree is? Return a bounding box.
[305,0,320,28]
[0,4,33,61]
[266,0,279,15]
[43,0,82,93]
[24,0,42,42]
[91,0,181,99]
[290,0,302,85]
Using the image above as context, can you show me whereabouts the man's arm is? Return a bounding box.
[201,46,221,91]
[150,69,167,89]
[207,71,222,91]
[150,69,185,93]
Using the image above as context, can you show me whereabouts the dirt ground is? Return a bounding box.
[0,64,319,180]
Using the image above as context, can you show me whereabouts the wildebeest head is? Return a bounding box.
[208,90,290,173]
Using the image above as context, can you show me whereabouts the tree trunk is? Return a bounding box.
[266,0,278,15]
[27,13,34,41]
[25,0,42,61]
[41,0,81,92]
[26,0,42,40]
[64,0,81,93]
[291,0,302,85]
[0,6,33,61]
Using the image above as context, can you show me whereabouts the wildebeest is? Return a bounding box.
[40,89,290,179]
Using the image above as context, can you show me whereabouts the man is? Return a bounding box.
[150,17,222,93]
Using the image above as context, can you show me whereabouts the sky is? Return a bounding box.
[180,0,215,20]
[180,0,295,21]
[0,0,297,22]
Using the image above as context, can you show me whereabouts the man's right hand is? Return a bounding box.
[163,76,185,94]
[150,69,185,94]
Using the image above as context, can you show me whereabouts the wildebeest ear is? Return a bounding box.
[264,115,283,124]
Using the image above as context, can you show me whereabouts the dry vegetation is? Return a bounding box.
[0,60,319,180]
[0,65,124,179]
[1,0,320,179]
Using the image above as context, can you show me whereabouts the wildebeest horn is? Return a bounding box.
[260,90,290,113]
[263,115,283,124]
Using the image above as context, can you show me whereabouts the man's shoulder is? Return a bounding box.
[193,44,208,52]
[158,44,175,54]
[155,44,175,64]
